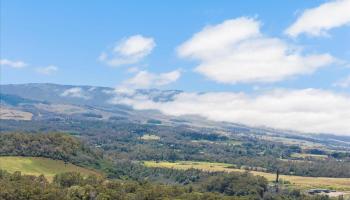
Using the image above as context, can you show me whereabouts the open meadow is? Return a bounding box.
[0,156,101,181]
[144,161,350,191]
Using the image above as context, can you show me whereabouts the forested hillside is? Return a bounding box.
[0,133,338,200]
[1,120,350,178]
[0,133,103,168]
[1,84,350,199]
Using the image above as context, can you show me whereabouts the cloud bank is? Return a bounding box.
[36,65,58,75]
[61,87,90,99]
[115,70,181,94]
[0,59,27,68]
[334,75,350,88]
[99,35,155,67]
[178,17,335,84]
[123,70,181,88]
[111,89,350,135]
[286,0,350,37]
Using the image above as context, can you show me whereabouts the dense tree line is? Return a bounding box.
[0,170,331,200]
[0,133,103,169]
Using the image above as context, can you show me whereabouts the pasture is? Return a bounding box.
[0,156,101,181]
[144,161,350,191]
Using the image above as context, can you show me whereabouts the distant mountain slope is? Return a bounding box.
[0,83,181,107]
[1,83,350,148]
[0,93,45,106]
[0,83,184,123]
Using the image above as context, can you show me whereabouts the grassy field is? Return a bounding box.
[140,134,160,140]
[191,140,243,146]
[0,156,101,181]
[258,135,325,149]
[291,153,328,160]
[144,161,350,191]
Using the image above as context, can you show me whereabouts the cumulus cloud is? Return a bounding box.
[61,87,90,99]
[36,65,58,75]
[178,17,335,84]
[111,89,350,135]
[127,66,141,73]
[99,35,156,67]
[334,75,350,88]
[285,0,350,37]
[118,70,181,91]
[0,59,27,68]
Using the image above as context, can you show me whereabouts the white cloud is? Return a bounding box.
[119,69,181,89]
[334,75,350,88]
[111,89,350,135]
[178,17,335,84]
[178,17,261,60]
[127,66,140,73]
[88,87,97,91]
[36,65,58,75]
[99,35,155,67]
[61,87,90,99]
[0,59,27,68]
[285,0,350,37]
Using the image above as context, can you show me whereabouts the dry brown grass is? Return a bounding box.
[0,108,32,120]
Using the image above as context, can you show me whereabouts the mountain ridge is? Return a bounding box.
[1,83,350,144]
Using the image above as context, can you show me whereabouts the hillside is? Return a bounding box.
[1,84,350,199]
[0,132,349,199]
[0,133,103,169]
[0,156,101,181]
[1,83,350,147]
[2,0,350,198]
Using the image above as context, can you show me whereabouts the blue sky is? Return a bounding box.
[2,0,350,134]
[1,0,349,92]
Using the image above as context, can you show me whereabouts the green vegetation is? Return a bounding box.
[140,134,160,140]
[0,132,350,200]
[0,93,43,106]
[0,133,103,169]
[1,170,324,200]
[0,156,100,181]
[291,153,328,160]
[2,120,350,178]
[0,128,349,198]
[0,132,346,199]
[144,161,350,191]
[258,135,325,149]
[146,119,162,124]
[81,113,103,118]
[1,83,350,199]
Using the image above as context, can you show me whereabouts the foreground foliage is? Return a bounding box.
[0,170,331,200]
